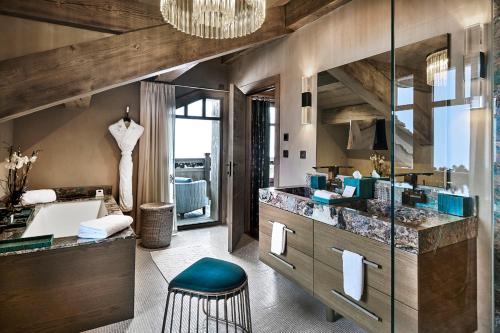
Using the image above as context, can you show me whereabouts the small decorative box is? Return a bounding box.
[438,193,474,217]
[0,234,53,254]
[310,174,327,190]
[343,177,377,199]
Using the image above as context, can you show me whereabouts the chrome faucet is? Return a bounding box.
[312,165,353,192]
[396,172,433,207]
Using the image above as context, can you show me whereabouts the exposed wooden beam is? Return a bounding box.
[63,96,92,109]
[0,7,287,122]
[155,62,199,82]
[267,0,291,8]
[327,60,391,117]
[285,0,352,30]
[321,104,381,125]
[0,0,164,34]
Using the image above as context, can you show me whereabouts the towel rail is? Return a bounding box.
[330,290,380,322]
[330,247,380,269]
[268,253,295,270]
[267,220,295,234]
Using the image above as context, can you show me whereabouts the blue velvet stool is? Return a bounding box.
[162,257,252,332]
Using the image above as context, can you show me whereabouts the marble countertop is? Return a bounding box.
[0,187,135,257]
[259,186,477,255]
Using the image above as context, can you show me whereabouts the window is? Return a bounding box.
[175,106,185,116]
[176,98,222,120]
[206,99,221,117]
[187,100,203,117]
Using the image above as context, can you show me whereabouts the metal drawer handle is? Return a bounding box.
[331,290,380,322]
[268,252,295,270]
[268,220,295,234]
[330,247,380,269]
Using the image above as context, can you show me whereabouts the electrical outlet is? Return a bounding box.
[300,150,307,159]
[284,133,289,141]
[283,150,289,158]
[95,189,104,198]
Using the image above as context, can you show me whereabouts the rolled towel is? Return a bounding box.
[78,215,133,239]
[314,190,337,200]
[21,189,57,205]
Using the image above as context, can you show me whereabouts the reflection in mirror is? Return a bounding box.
[316,34,450,187]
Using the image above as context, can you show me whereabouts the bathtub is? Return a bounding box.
[22,199,108,238]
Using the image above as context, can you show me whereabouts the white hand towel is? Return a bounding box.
[353,170,363,179]
[21,189,57,205]
[371,170,381,178]
[78,215,133,239]
[270,222,286,255]
[314,190,337,200]
[342,250,364,301]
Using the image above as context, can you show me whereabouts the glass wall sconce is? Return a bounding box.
[301,76,312,125]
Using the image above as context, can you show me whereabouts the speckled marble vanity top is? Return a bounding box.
[259,186,477,255]
[0,186,135,257]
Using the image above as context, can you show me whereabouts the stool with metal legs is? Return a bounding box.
[161,257,252,332]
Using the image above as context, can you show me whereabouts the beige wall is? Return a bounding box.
[229,0,492,331]
[13,83,141,217]
[0,121,14,198]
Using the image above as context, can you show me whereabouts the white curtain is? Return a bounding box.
[137,81,176,234]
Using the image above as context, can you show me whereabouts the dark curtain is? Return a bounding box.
[250,99,271,238]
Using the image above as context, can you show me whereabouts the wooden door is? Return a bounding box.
[227,84,246,252]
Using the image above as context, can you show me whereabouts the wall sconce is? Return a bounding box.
[301,76,312,125]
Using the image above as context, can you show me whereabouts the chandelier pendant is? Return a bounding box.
[161,0,266,39]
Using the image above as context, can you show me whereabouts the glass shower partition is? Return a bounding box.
[391,1,493,332]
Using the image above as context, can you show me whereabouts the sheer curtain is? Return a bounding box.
[137,81,176,234]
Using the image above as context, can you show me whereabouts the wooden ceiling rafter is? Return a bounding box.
[0,0,354,121]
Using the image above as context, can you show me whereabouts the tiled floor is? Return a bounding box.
[87,226,364,333]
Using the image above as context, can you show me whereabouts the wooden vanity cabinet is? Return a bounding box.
[258,203,477,333]
[259,203,314,293]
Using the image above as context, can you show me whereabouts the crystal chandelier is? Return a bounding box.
[160,0,266,39]
[426,49,448,86]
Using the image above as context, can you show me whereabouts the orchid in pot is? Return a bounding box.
[1,146,40,213]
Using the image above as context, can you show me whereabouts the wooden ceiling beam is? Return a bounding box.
[285,0,352,31]
[0,0,164,34]
[0,7,287,122]
[322,104,381,125]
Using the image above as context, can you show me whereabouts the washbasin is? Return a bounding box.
[275,186,314,198]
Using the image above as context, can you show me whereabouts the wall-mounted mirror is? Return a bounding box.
[316,34,451,187]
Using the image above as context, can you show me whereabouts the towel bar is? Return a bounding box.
[267,220,295,234]
[330,247,380,269]
[331,290,380,322]
[268,252,295,270]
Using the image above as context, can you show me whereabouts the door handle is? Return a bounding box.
[226,162,232,176]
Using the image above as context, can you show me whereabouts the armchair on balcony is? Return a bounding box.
[175,178,209,219]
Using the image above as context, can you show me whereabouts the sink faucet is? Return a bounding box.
[312,165,353,192]
[396,172,433,207]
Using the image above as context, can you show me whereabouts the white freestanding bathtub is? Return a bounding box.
[22,200,108,238]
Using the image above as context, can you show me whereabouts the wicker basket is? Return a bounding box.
[140,202,175,248]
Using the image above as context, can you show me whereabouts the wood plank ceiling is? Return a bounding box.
[0,0,352,122]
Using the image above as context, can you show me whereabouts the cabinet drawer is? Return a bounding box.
[314,260,417,333]
[259,203,313,256]
[314,221,418,309]
[259,232,313,293]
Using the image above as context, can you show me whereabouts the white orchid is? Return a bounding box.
[2,145,41,211]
